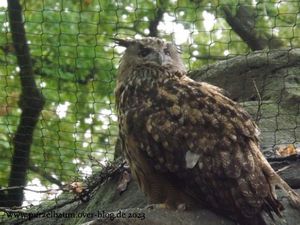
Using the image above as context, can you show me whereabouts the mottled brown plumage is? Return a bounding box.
[114,37,300,225]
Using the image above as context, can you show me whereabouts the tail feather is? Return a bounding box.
[264,194,283,219]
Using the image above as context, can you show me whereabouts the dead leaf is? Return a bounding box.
[69,182,84,194]
[276,144,297,157]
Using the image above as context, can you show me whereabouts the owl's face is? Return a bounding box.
[115,37,186,75]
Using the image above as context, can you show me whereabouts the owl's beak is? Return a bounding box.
[145,52,164,65]
[111,38,131,47]
[155,52,164,65]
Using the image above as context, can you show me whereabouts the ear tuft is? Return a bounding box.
[111,38,132,47]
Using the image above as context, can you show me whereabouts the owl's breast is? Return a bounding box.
[116,69,175,139]
[116,67,173,109]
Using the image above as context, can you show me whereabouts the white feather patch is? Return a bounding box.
[185,150,201,169]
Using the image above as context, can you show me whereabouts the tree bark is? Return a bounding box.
[148,0,167,37]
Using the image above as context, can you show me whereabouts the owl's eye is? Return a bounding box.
[139,47,152,57]
[164,48,171,56]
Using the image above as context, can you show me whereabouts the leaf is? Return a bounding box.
[276,144,297,157]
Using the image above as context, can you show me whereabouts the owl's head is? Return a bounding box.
[114,37,186,75]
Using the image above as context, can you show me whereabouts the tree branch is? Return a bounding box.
[29,165,63,189]
[221,5,284,51]
[148,0,167,37]
[148,9,164,37]
[6,0,45,207]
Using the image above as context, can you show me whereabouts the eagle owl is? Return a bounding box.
[114,37,300,225]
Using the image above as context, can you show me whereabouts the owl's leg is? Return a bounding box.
[128,142,196,210]
[145,179,193,211]
[145,175,197,211]
[144,203,167,210]
[144,202,187,211]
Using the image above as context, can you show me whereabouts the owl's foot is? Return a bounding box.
[144,203,167,210]
[144,202,188,211]
[271,173,300,208]
[176,203,187,211]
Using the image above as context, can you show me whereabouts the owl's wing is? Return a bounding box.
[135,76,275,218]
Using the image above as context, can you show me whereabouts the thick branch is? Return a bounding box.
[148,0,167,37]
[188,48,300,102]
[221,5,283,51]
[6,0,45,207]
[148,9,164,37]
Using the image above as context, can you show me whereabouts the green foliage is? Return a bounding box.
[0,0,299,193]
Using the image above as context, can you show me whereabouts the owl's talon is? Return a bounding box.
[176,203,187,211]
[144,203,167,210]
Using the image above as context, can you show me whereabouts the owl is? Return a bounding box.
[114,37,300,225]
